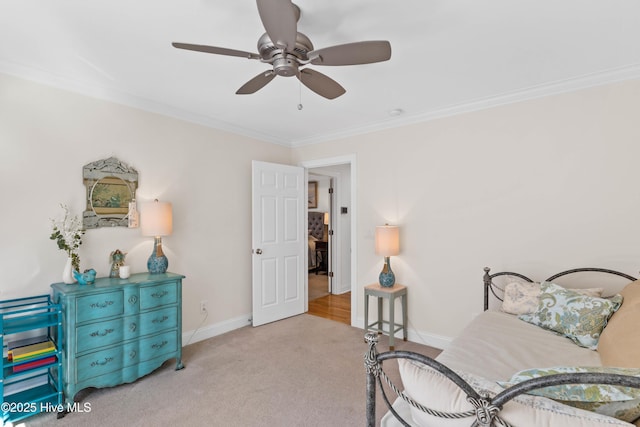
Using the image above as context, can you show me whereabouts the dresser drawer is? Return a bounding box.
[75,330,178,383]
[140,282,177,310]
[76,291,124,323]
[76,318,125,353]
[76,346,125,382]
[138,307,178,336]
[136,330,178,362]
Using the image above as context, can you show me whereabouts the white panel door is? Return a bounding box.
[252,161,305,326]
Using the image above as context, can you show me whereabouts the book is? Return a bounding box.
[11,347,56,363]
[8,335,48,350]
[13,355,57,373]
[8,340,55,361]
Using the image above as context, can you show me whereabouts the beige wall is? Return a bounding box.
[3,71,640,346]
[292,79,640,341]
[0,73,291,337]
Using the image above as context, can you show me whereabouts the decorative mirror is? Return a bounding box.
[83,157,138,228]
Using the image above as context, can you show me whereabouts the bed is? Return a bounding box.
[308,212,325,270]
[365,267,640,426]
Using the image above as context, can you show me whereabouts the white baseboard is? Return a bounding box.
[354,315,452,351]
[182,313,252,346]
[182,312,453,351]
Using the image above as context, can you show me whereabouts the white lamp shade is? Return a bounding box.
[375,225,399,256]
[141,200,173,237]
[323,212,329,225]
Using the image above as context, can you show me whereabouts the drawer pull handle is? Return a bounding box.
[91,357,114,367]
[152,316,169,324]
[129,350,137,359]
[129,323,137,332]
[90,300,114,309]
[152,340,168,350]
[90,328,114,337]
[128,296,138,305]
[151,290,168,299]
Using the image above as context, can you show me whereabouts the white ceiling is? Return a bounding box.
[2,1,640,146]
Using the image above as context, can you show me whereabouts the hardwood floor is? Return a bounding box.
[308,292,351,325]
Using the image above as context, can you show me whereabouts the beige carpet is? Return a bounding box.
[29,314,440,427]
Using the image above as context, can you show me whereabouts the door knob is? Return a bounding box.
[255,249,263,254]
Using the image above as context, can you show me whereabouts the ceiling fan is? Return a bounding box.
[172,0,391,100]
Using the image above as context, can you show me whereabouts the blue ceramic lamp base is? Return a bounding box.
[379,257,395,287]
[148,237,168,274]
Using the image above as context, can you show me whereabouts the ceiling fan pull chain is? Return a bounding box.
[297,75,303,110]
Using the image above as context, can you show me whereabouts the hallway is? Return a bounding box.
[307,274,350,325]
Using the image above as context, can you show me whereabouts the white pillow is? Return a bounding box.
[397,359,631,426]
[501,281,541,315]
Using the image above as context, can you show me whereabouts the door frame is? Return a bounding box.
[300,155,357,327]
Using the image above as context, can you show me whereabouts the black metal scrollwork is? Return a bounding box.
[90,300,114,309]
[152,316,169,324]
[90,328,114,337]
[91,357,114,367]
[151,291,168,298]
[151,340,168,350]
[364,332,380,377]
[468,396,501,427]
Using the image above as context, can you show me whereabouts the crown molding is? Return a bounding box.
[0,60,289,147]
[290,63,640,147]
[3,59,639,148]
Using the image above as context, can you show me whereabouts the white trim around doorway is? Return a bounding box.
[300,154,357,327]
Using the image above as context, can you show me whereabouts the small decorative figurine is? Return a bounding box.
[73,269,97,285]
[109,249,126,278]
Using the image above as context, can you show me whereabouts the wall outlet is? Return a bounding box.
[200,300,208,314]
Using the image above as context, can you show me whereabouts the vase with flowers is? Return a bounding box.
[50,204,85,284]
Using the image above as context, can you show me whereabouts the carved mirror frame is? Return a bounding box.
[83,157,138,229]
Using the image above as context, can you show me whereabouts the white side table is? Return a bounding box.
[364,283,408,350]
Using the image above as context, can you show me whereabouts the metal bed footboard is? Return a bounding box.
[365,332,640,427]
[365,266,638,426]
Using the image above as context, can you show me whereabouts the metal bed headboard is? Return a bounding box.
[483,266,637,311]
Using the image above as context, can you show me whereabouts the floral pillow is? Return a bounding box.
[498,366,640,422]
[502,281,604,315]
[518,282,623,349]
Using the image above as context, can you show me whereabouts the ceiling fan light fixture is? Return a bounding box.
[273,56,299,77]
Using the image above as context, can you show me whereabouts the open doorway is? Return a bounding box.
[307,173,332,299]
[304,161,353,325]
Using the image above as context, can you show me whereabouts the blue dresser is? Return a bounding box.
[51,272,184,404]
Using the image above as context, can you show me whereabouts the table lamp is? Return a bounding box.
[323,212,329,240]
[375,224,399,287]
[141,199,172,274]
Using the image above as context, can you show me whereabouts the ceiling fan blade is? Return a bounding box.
[236,71,277,94]
[310,41,391,66]
[297,69,346,100]
[172,42,260,60]
[256,0,298,51]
